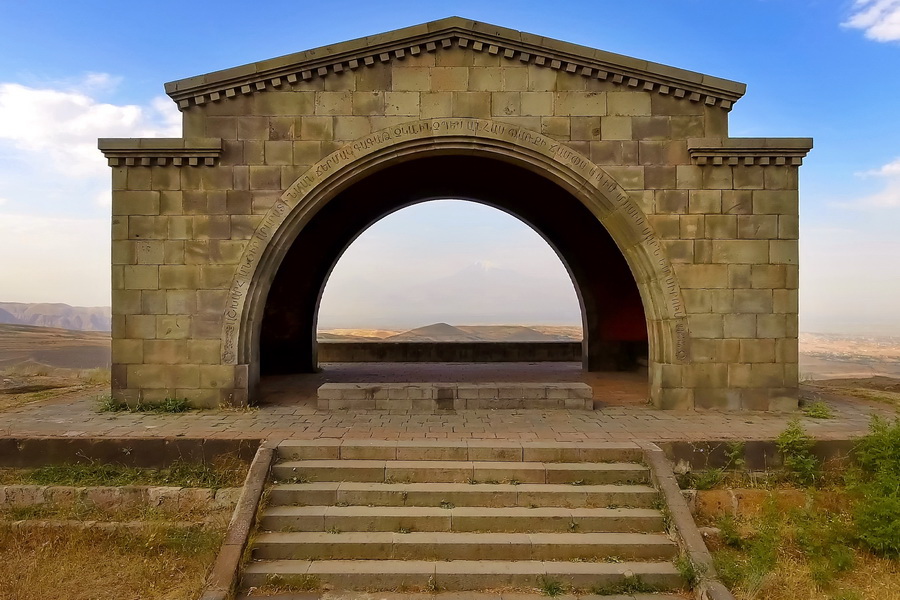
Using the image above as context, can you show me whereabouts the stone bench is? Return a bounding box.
[316,382,593,411]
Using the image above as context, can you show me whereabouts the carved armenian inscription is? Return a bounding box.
[222,118,687,363]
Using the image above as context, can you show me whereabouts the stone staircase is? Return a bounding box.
[240,440,686,597]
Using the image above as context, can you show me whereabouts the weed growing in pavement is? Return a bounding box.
[264,573,321,591]
[803,400,834,419]
[538,576,566,597]
[98,396,191,414]
[589,574,658,594]
[675,554,700,588]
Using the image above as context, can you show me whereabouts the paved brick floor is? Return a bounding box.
[0,379,892,443]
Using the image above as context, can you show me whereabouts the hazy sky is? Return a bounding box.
[0,1,898,334]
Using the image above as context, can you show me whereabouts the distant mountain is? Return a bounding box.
[381,323,580,342]
[0,303,111,332]
[457,325,574,342]
[387,323,485,342]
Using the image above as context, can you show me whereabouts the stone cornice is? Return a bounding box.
[688,137,813,166]
[98,138,222,167]
[164,17,746,112]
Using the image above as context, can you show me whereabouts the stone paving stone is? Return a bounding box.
[0,388,886,443]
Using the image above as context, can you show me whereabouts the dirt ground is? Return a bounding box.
[804,376,900,411]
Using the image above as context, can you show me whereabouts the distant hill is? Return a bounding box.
[0,323,110,370]
[387,323,484,342]
[456,325,576,342]
[0,303,110,332]
[376,323,581,342]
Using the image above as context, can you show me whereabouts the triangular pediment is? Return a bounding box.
[164,17,745,111]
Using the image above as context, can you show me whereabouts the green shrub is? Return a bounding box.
[717,513,745,549]
[854,416,900,475]
[776,419,820,486]
[793,508,855,586]
[852,417,900,558]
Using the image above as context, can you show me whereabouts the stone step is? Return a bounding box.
[241,559,683,591]
[240,593,687,600]
[276,440,643,463]
[317,382,594,412]
[260,505,665,533]
[272,460,649,485]
[268,482,659,509]
[252,531,678,561]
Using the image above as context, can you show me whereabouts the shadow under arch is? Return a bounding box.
[263,156,647,376]
[221,118,689,404]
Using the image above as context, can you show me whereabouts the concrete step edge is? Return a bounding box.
[240,559,684,591]
[240,593,685,600]
[243,558,682,574]
[276,440,644,463]
[268,482,659,493]
[261,505,664,517]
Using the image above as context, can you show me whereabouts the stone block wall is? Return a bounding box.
[102,19,809,410]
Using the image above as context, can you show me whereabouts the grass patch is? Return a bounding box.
[802,400,834,419]
[0,458,247,489]
[708,417,900,598]
[589,574,659,594]
[0,524,221,599]
[0,499,231,524]
[98,396,191,413]
[77,368,111,385]
[709,494,898,599]
[260,573,321,592]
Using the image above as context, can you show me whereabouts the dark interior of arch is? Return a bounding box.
[259,154,647,375]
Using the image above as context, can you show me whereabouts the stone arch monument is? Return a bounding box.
[100,17,811,410]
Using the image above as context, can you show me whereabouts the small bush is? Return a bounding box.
[852,417,900,558]
[776,419,820,486]
[718,513,745,549]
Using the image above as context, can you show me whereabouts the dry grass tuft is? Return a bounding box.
[0,524,221,600]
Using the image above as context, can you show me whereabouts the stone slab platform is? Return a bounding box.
[317,382,593,411]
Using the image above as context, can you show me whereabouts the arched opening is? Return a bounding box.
[316,198,584,340]
[257,154,648,392]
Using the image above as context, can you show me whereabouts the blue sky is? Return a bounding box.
[0,1,898,333]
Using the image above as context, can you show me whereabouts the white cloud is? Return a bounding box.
[0,74,180,179]
[838,157,900,208]
[0,73,181,305]
[844,0,900,42]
